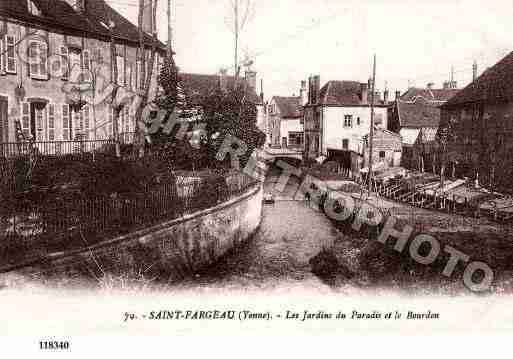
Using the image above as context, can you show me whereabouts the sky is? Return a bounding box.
[106,0,513,100]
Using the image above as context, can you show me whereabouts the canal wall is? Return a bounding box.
[13,184,263,281]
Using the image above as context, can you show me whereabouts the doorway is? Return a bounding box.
[30,101,47,141]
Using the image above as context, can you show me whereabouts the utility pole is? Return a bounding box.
[234,0,239,78]
[368,54,377,193]
[167,0,173,56]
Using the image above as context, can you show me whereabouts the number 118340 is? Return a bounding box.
[39,341,70,350]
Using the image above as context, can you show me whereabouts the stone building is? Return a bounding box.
[0,0,165,146]
[440,52,513,191]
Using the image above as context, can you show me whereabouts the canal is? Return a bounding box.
[182,167,341,291]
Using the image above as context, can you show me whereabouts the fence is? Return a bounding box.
[0,139,117,159]
[0,172,259,266]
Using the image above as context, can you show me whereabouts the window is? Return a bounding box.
[108,107,113,137]
[28,40,48,80]
[342,139,349,150]
[62,104,70,140]
[83,105,90,139]
[136,59,143,89]
[35,106,46,141]
[344,115,353,128]
[60,46,69,79]
[127,63,133,89]
[116,54,125,85]
[5,35,17,74]
[48,104,55,141]
[69,49,81,81]
[21,102,30,139]
[379,151,386,159]
[0,39,4,74]
[82,50,90,71]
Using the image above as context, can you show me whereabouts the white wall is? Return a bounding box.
[280,118,302,138]
[321,106,388,155]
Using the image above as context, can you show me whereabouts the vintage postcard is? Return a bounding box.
[0,0,512,356]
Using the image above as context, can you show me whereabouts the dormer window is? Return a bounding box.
[28,0,42,16]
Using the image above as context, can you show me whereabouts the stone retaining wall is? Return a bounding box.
[16,184,263,281]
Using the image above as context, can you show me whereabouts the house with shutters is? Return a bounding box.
[0,0,165,149]
[303,75,390,161]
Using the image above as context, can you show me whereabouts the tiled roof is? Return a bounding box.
[0,0,165,50]
[273,96,302,118]
[443,51,513,107]
[396,97,442,128]
[180,73,263,106]
[400,87,459,102]
[318,80,388,106]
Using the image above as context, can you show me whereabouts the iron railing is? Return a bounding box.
[0,172,259,266]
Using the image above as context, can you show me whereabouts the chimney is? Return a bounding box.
[244,70,257,91]
[142,0,155,34]
[308,75,320,104]
[473,61,478,82]
[395,90,401,101]
[300,80,307,106]
[383,89,389,104]
[360,83,369,105]
[427,82,434,90]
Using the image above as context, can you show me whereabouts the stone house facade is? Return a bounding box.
[440,52,513,191]
[303,75,389,160]
[0,0,165,147]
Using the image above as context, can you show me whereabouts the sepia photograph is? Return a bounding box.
[0,0,512,356]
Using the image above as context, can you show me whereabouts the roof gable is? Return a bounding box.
[396,97,441,128]
[272,96,302,118]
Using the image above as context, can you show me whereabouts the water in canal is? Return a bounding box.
[183,169,341,292]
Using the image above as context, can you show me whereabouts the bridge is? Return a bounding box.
[259,147,303,166]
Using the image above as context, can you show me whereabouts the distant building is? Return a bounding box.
[303,75,389,161]
[440,52,513,191]
[267,92,304,148]
[388,84,459,171]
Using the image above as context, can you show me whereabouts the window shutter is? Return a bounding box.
[21,102,30,139]
[62,104,69,140]
[83,105,90,139]
[0,37,4,74]
[6,35,17,74]
[116,55,125,85]
[48,104,55,141]
[108,108,113,137]
[60,46,69,80]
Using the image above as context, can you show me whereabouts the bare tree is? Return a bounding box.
[225,0,254,78]
[109,19,121,157]
[134,0,159,157]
